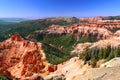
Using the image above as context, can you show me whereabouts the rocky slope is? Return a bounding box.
[44,57,120,80]
[100,57,120,68]
[0,34,57,79]
[0,34,120,80]
[44,57,92,80]
[35,23,112,40]
[0,34,93,80]
[80,57,120,80]
[71,36,120,55]
[80,66,120,80]
[34,21,120,41]
[71,27,120,55]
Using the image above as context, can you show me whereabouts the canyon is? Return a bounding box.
[0,18,120,80]
[35,21,120,40]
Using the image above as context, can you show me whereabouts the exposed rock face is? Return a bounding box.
[56,57,91,80]
[114,30,120,37]
[0,34,56,79]
[71,36,120,55]
[90,37,120,48]
[44,57,120,80]
[71,42,92,55]
[44,57,92,80]
[36,23,113,40]
[80,16,103,22]
[34,21,120,41]
[80,66,120,80]
[0,67,12,78]
[100,57,120,68]
[79,57,120,80]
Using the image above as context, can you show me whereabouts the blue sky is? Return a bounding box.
[0,0,120,18]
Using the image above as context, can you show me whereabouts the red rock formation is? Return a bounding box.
[36,23,112,39]
[0,34,57,79]
[0,67,13,78]
[35,21,120,40]
[48,65,57,72]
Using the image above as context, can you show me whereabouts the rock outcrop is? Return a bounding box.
[114,30,120,37]
[0,34,56,79]
[100,57,120,68]
[80,66,120,80]
[34,21,120,41]
[79,57,120,80]
[44,57,92,80]
[71,36,120,55]
[36,23,112,40]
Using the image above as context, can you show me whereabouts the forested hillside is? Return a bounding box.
[0,17,80,41]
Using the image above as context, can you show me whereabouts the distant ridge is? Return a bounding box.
[0,18,28,24]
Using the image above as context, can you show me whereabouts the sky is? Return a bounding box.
[0,0,120,18]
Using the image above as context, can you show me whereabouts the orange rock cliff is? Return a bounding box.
[0,34,57,79]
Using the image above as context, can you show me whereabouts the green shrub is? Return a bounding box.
[0,74,12,80]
